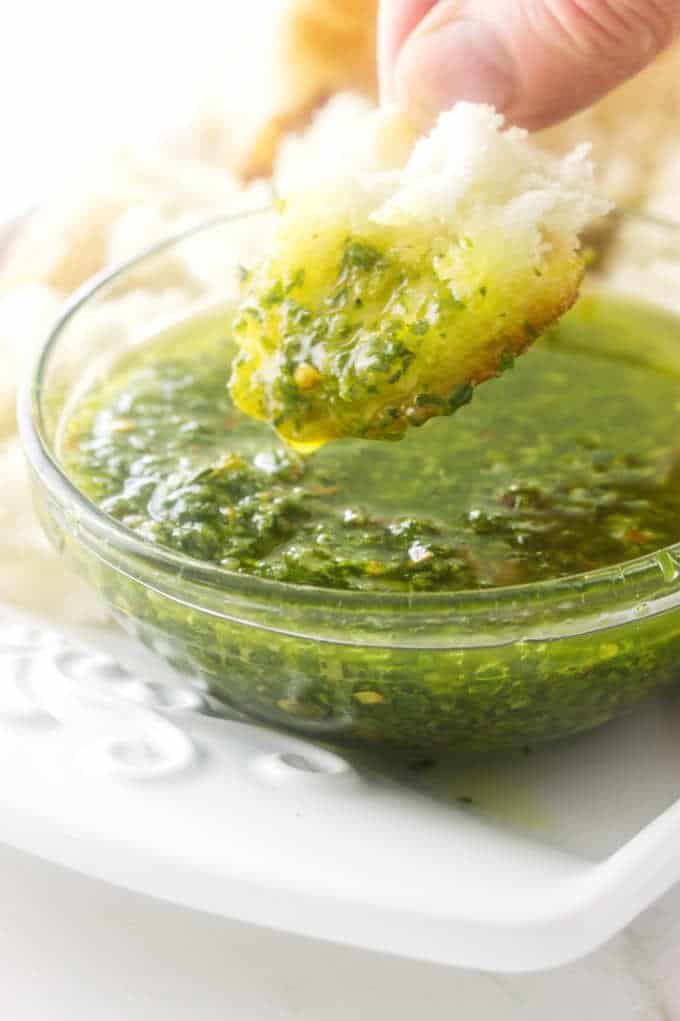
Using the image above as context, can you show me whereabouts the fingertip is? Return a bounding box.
[393,18,518,128]
[378,0,441,104]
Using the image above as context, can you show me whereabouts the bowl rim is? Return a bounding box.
[17,205,680,625]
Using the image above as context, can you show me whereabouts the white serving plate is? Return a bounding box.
[0,600,678,975]
[2,211,680,976]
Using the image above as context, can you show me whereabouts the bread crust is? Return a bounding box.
[240,0,378,180]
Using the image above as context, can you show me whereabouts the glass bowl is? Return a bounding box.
[18,208,680,755]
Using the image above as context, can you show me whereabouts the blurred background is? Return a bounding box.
[0,0,273,221]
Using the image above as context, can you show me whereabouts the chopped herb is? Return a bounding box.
[341,240,383,271]
[499,347,515,372]
[448,382,474,411]
[414,393,445,408]
[524,321,539,341]
[283,270,305,296]
[262,282,285,307]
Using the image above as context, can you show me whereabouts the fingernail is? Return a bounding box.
[395,19,517,125]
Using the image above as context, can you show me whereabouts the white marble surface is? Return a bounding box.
[0,840,678,1021]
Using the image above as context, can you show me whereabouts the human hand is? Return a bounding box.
[379,0,680,130]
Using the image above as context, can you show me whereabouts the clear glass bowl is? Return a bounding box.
[18,208,680,754]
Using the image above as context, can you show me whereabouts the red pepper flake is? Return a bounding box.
[625,528,649,545]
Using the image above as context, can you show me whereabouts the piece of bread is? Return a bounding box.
[0,437,110,623]
[538,44,680,211]
[231,103,609,451]
[239,0,378,180]
[0,152,254,298]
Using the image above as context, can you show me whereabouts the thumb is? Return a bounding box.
[381,0,680,130]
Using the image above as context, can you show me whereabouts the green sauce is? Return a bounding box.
[52,293,680,753]
[63,294,680,593]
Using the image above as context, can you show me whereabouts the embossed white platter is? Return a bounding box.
[0,600,678,974]
[2,207,680,974]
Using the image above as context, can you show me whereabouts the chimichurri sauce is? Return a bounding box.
[61,294,680,593]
